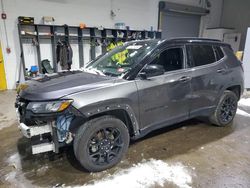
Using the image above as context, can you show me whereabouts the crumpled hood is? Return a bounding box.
[19,71,116,101]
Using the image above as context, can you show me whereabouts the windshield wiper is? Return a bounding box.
[102,71,119,77]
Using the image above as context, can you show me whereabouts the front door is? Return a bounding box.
[136,46,192,129]
[0,42,7,90]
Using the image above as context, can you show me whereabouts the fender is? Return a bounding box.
[221,82,242,98]
[77,101,140,136]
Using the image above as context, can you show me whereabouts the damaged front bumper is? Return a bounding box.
[18,122,55,154]
[15,97,85,155]
[19,122,52,139]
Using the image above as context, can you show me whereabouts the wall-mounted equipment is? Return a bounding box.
[17,22,161,80]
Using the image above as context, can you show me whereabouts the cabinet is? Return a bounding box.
[203,28,241,52]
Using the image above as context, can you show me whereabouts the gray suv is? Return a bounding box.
[15,38,244,172]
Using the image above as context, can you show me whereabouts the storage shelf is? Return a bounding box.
[18,22,161,78]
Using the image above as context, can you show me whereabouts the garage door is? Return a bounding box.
[161,11,201,39]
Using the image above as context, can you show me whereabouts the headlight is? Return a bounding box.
[27,100,73,114]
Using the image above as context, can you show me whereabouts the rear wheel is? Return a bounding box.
[74,116,129,172]
[209,90,238,126]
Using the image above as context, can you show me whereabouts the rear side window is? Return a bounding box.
[213,46,224,61]
[187,45,216,67]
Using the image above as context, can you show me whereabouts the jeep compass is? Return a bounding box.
[15,38,244,172]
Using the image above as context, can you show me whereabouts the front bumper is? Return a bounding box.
[18,122,56,154]
[16,107,58,154]
[15,96,85,155]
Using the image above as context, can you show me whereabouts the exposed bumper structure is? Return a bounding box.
[18,122,55,154]
[15,96,84,155]
[32,142,55,154]
[19,123,52,138]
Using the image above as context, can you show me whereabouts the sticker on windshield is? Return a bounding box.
[117,68,125,72]
[126,45,142,50]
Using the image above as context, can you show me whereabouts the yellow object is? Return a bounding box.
[115,49,128,64]
[107,42,128,64]
[16,83,29,94]
[58,100,73,112]
[0,43,7,90]
[235,51,243,61]
[107,42,116,51]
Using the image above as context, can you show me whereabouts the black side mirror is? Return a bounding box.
[139,64,165,79]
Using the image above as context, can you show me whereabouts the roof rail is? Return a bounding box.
[168,37,221,42]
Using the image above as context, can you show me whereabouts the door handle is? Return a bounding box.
[179,76,191,82]
[217,69,226,73]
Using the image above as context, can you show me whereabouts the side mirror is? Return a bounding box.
[139,64,165,79]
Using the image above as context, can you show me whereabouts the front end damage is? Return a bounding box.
[15,96,84,154]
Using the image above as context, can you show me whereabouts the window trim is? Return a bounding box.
[212,45,225,62]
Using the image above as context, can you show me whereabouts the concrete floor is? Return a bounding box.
[0,90,250,188]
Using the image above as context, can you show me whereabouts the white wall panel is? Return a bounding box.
[70,41,80,70]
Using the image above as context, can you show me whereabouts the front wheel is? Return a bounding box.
[209,90,238,126]
[73,116,129,172]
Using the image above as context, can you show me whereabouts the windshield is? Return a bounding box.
[85,40,159,77]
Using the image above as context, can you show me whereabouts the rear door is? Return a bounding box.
[186,44,227,116]
[136,45,192,129]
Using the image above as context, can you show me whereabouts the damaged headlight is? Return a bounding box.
[27,100,73,114]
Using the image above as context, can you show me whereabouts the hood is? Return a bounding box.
[19,71,116,101]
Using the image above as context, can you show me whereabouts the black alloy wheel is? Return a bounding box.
[209,90,238,126]
[219,95,237,123]
[74,116,129,172]
[88,127,124,165]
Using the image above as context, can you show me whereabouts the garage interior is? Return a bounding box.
[0,0,250,187]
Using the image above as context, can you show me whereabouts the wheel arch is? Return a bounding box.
[88,109,136,137]
[226,85,241,100]
[71,104,140,138]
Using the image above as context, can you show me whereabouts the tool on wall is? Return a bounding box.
[79,23,86,29]
[18,16,34,25]
[18,22,161,78]
[0,0,11,53]
[42,16,54,25]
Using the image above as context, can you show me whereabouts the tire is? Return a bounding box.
[209,90,238,126]
[73,115,129,172]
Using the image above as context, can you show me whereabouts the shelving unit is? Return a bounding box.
[18,23,162,74]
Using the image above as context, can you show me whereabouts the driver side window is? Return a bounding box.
[150,47,184,72]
